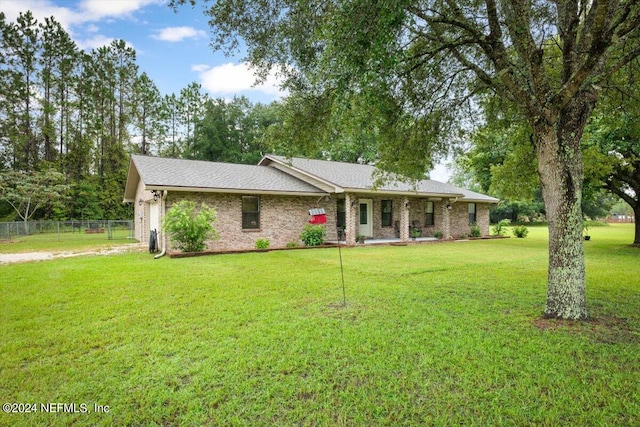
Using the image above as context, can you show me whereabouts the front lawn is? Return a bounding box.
[1,224,638,425]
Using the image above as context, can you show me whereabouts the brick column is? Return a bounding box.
[345,193,357,246]
[442,200,452,239]
[400,196,410,242]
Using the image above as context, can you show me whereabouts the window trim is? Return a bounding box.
[381,199,393,227]
[425,201,435,226]
[336,199,346,229]
[468,202,477,225]
[242,196,260,230]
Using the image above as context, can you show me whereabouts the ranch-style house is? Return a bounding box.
[123,154,499,252]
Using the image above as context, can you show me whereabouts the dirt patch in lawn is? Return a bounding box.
[533,315,640,344]
[0,244,144,264]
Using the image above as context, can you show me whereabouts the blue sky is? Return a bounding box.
[2,0,285,104]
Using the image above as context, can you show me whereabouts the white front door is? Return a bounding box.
[358,199,373,237]
[149,201,159,234]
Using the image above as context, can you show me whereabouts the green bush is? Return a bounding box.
[255,238,270,249]
[492,219,511,236]
[470,225,482,237]
[512,225,529,238]
[300,224,326,246]
[163,200,219,252]
[286,242,299,248]
[434,231,443,239]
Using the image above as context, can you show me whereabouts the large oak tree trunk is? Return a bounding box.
[534,99,594,320]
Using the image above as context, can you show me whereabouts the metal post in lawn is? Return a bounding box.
[338,236,346,306]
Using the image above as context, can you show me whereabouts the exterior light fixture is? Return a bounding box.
[151,190,159,201]
[138,198,143,206]
[446,203,452,210]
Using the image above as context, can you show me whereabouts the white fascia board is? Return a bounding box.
[343,188,465,199]
[144,185,328,197]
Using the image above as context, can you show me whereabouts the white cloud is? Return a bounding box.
[1,0,77,28]
[85,24,100,33]
[191,64,211,73]
[78,0,163,21]
[152,26,206,42]
[3,0,157,51]
[2,0,163,29]
[76,34,116,50]
[197,62,287,99]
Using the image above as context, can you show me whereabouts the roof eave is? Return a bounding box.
[461,198,500,204]
[343,188,465,198]
[144,185,327,197]
[122,156,140,203]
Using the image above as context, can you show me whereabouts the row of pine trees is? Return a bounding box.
[0,11,278,220]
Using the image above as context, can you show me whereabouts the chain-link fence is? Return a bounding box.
[0,220,135,241]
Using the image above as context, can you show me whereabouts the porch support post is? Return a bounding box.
[345,193,357,246]
[442,200,452,239]
[400,196,410,242]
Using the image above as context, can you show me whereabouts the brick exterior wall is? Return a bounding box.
[134,184,494,251]
[164,192,337,251]
[448,201,491,237]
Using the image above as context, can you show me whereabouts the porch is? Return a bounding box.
[338,193,453,246]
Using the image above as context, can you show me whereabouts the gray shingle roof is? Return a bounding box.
[128,155,326,195]
[261,155,499,202]
[124,154,499,203]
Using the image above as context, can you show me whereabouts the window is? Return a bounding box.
[468,203,477,224]
[336,199,346,229]
[381,200,392,227]
[242,196,260,229]
[425,201,435,226]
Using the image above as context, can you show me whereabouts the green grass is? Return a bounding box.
[0,229,137,254]
[1,224,638,426]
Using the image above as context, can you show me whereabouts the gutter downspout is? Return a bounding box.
[154,190,168,259]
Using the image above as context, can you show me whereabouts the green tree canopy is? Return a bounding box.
[0,168,68,231]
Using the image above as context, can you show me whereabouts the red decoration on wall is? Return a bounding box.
[309,208,327,224]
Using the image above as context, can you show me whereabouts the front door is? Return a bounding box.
[359,199,373,237]
[149,201,159,235]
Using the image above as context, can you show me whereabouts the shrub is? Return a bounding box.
[286,242,299,248]
[492,219,511,236]
[434,231,443,239]
[163,200,218,252]
[512,225,529,238]
[470,225,482,237]
[255,238,270,249]
[300,224,326,246]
